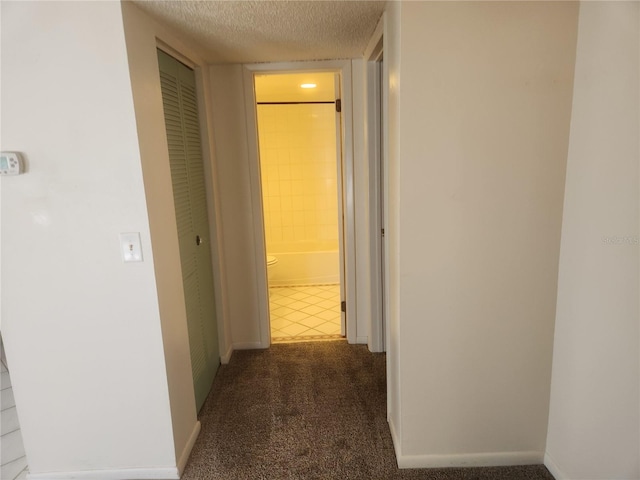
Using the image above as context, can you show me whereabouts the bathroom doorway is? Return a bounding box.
[254,72,345,343]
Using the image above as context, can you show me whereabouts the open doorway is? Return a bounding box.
[242,60,356,349]
[253,73,346,343]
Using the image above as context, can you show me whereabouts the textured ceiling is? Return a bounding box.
[131,0,387,64]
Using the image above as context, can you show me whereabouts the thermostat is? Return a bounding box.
[0,152,25,176]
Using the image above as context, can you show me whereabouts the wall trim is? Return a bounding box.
[233,341,265,350]
[544,452,567,480]
[363,12,387,354]
[388,417,402,467]
[356,336,369,345]
[156,40,196,69]
[364,13,385,61]
[220,344,233,364]
[397,451,544,469]
[176,421,201,475]
[28,467,179,480]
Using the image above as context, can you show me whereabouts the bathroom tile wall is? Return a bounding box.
[257,103,339,253]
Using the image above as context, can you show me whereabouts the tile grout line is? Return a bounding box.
[270,284,342,341]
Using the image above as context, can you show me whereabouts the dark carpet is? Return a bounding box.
[181,341,555,480]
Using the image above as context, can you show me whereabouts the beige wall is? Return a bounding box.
[384,0,403,448]
[209,64,266,348]
[0,1,178,477]
[545,3,640,479]
[350,57,374,345]
[8,1,626,476]
[386,1,579,467]
[121,2,224,469]
[214,59,366,346]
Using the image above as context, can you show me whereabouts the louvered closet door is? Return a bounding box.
[158,49,220,412]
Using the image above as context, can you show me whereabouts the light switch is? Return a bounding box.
[120,233,143,262]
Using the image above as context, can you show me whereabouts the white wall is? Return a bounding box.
[385,1,579,467]
[0,2,179,478]
[545,3,640,479]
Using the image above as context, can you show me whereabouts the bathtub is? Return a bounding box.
[268,250,340,286]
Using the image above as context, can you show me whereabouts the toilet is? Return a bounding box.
[266,255,278,283]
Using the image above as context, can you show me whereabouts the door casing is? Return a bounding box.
[364,21,388,354]
[242,60,357,347]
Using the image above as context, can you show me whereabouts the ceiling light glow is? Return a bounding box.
[300,83,317,89]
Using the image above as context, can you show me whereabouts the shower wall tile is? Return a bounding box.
[258,104,340,253]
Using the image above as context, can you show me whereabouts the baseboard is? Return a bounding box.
[177,421,201,475]
[220,344,233,364]
[388,417,402,467]
[397,450,544,469]
[28,467,180,480]
[544,452,567,480]
[233,341,265,350]
[356,335,368,344]
[27,423,202,480]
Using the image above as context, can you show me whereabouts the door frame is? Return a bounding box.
[364,17,388,354]
[242,60,357,347]
[333,73,347,337]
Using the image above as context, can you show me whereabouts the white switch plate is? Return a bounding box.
[120,233,143,262]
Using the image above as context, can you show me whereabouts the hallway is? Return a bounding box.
[181,342,556,480]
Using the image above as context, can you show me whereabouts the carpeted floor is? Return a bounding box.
[181,341,555,480]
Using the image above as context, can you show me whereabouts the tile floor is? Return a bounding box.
[270,284,343,343]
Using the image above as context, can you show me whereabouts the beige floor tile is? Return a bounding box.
[270,285,342,341]
[280,323,310,336]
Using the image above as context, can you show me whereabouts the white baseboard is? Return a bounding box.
[544,452,567,480]
[220,344,233,364]
[28,467,179,480]
[177,421,201,475]
[233,341,264,350]
[27,423,203,480]
[388,412,544,470]
[356,336,368,344]
[397,450,544,469]
[388,417,402,467]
